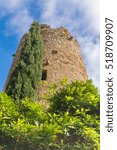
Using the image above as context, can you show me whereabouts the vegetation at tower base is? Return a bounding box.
[5,21,44,102]
[0,80,100,150]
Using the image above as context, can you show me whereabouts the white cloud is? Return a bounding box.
[0,0,24,16]
[73,0,100,34]
[41,0,57,19]
[0,0,20,10]
[0,0,33,37]
[6,10,33,36]
[40,0,99,34]
[80,40,100,88]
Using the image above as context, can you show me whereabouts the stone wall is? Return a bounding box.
[3,33,27,91]
[40,24,88,83]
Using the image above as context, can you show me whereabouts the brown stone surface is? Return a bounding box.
[4,33,27,91]
[4,24,88,93]
[40,24,88,83]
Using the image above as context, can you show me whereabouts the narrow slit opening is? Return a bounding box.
[41,70,47,80]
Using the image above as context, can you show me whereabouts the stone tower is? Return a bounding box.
[4,24,88,92]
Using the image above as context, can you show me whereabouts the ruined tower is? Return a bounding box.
[4,24,88,93]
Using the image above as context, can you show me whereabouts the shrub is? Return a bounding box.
[0,80,100,150]
[47,80,100,149]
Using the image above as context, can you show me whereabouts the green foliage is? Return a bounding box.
[0,80,100,150]
[6,21,44,102]
[47,79,100,149]
[0,93,62,150]
[49,80,99,115]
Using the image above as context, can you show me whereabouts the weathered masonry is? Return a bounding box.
[4,24,88,92]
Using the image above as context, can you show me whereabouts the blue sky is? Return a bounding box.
[0,0,100,92]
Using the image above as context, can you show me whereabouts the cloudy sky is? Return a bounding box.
[0,0,100,92]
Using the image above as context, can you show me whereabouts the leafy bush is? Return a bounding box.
[48,80,99,115]
[0,80,100,150]
[0,93,62,150]
[47,79,100,149]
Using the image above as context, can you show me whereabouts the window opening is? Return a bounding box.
[52,50,58,54]
[41,70,47,80]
